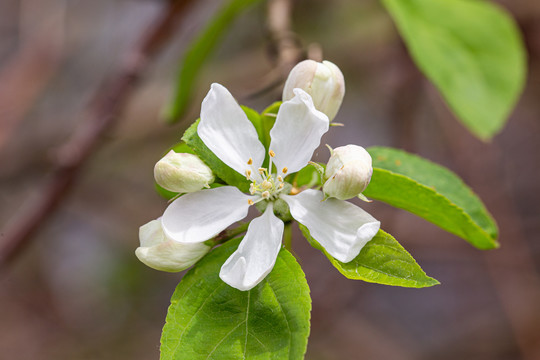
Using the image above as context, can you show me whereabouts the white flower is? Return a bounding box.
[135,219,211,272]
[154,151,214,193]
[323,145,373,200]
[161,83,380,291]
[282,60,345,121]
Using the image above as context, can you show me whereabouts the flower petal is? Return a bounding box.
[199,83,265,178]
[282,189,380,262]
[269,88,329,175]
[162,186,253,244]
[220,203,284,291]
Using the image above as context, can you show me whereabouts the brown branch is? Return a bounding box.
[244,0,305,99]
[0,0,195,268]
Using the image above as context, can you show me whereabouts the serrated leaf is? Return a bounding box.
[182,120,251,192]
[365,146,498,249]
[160,238,311,360]
[382,0,526,140]
[301,226,438,288]
[163,0,262,123]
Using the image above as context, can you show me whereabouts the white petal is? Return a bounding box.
[282,189,380,262]
[139,219,166,247]
[220,204,284,291]
[162,186,253,244]
[269,88,329,175]
[199,83,265,178]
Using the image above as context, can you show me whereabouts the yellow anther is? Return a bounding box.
[277,176,283,182]
[279,183,284,189]
[248,199,254,205]
[258,167,266,174]
[245,169,252,179]
[247,158,253,165]
[269,150,275,157]
[282,167,288,174]
[261,180,272,190]
[262,191,270,199]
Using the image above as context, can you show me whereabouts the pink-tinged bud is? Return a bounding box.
[283,60,345,121]
[323,145,373,200]
[154,151,214,193]
[135,219,211,272]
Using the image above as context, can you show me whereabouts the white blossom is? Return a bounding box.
[154,151,214,193]
[160,83,379,291]
[135,219,211,272]
[282,60,345,121]
[323,145,373,200]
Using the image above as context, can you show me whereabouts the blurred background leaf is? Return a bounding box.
[382,0,526,140]
[162,0,263,124]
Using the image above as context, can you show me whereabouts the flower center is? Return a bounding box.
[245,150,287,205]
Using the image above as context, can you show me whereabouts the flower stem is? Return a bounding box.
[211,222,250,246]
[283,223,292,251]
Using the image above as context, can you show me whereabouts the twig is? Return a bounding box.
[244,0,304,99]
[0,0,195,268]
[212,222,250,246]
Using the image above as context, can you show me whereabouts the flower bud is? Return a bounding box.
[282,60,345,121]
[135,219,211,272]
[323,145,373,200]
[154,150,214,193]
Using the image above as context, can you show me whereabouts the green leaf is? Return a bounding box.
[160,238,311,360]
[365,146,498,249]
[163,0,262,123]
[382,0,526,140]
[260,101,281,150]
[301,226,438,288]
[182,120,251,192]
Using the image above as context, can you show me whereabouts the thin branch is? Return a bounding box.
[244,0,304,99]
[0,0,195,268]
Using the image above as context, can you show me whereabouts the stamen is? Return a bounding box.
[262,191,270,199]
[277,176,283,182]
[249,183,256,195]
[248,199,254,205]
[247,158,253,165]
[269,150,275,157]
[282,167,288,174]
[245,169,252,180]
[258,167,266,174]
[279,183,284,189]
[261,180,272,190]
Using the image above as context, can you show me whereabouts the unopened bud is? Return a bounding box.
[323,145,373,200]
[135,219,211,272]
[283,60,345,121]
[154,151,214,193]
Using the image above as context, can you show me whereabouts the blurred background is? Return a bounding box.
[1,0,539,359]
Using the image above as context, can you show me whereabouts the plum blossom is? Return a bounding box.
[160,83,380,291]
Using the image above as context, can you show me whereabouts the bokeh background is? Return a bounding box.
[1,0,540,359]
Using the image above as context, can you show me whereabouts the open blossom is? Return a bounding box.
[158,83,380,291]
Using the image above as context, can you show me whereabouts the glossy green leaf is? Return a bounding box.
[182,120,251,192]
[365,146,498,249]
[382,0,526,140]
[160,238,311,360]
[163,0,262,123]
[301,226,438,288]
